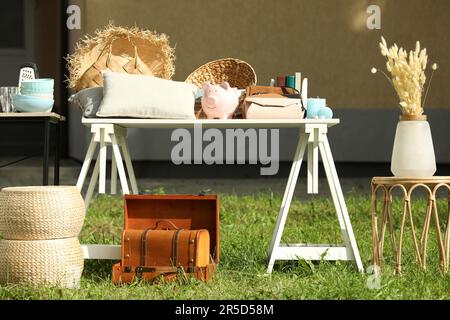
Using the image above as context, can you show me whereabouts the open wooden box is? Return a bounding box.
[124,194,220,263]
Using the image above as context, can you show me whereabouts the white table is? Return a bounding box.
[77,118,364,273]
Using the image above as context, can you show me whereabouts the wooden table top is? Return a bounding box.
[82,117,340,129]
[372,176,450,185]
[0,112,65,121]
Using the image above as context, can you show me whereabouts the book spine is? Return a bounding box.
[277,76,286,88]
[295,72,302,93]
[286,75,295,89]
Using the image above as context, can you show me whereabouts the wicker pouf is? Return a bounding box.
[0,186,85,240]
[0,238,84,288]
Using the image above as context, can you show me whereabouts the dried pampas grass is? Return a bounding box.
[372,36,438,116]
[66,24,175,92]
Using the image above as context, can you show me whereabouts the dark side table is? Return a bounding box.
[0,112,65,185]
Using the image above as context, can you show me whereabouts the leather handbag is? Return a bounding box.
[112,220,213,284]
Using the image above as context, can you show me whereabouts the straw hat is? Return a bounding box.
[67,24,175,92]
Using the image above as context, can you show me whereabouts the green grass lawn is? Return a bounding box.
[1,188,449,300]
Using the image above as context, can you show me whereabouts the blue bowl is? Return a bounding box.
[20,79,54,93]
[12,94,54,113]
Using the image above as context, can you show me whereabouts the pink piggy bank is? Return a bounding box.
[201,82,239,119]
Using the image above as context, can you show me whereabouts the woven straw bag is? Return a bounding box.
[185,58,257,89]
[67,24,175,92]
[0,238,84,288]
[0,186,85,240]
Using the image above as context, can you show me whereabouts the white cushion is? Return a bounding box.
[96,71,197,119]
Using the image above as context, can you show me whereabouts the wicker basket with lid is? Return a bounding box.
[185,58,257,89]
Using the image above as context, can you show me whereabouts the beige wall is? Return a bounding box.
[69,0,450,109]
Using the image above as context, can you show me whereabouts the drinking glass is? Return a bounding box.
[0,87,19,113]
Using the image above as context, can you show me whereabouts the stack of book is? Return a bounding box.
[276,72,302,92]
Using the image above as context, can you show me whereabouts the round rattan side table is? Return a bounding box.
[371,177,450,274]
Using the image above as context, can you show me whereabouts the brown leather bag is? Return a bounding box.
[112,195,220,284]
[112,220,213,284]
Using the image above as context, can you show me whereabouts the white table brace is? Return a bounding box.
[76,119,363,272]
[76,124,138,208]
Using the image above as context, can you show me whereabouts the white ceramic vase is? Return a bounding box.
[391,115,436,177]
